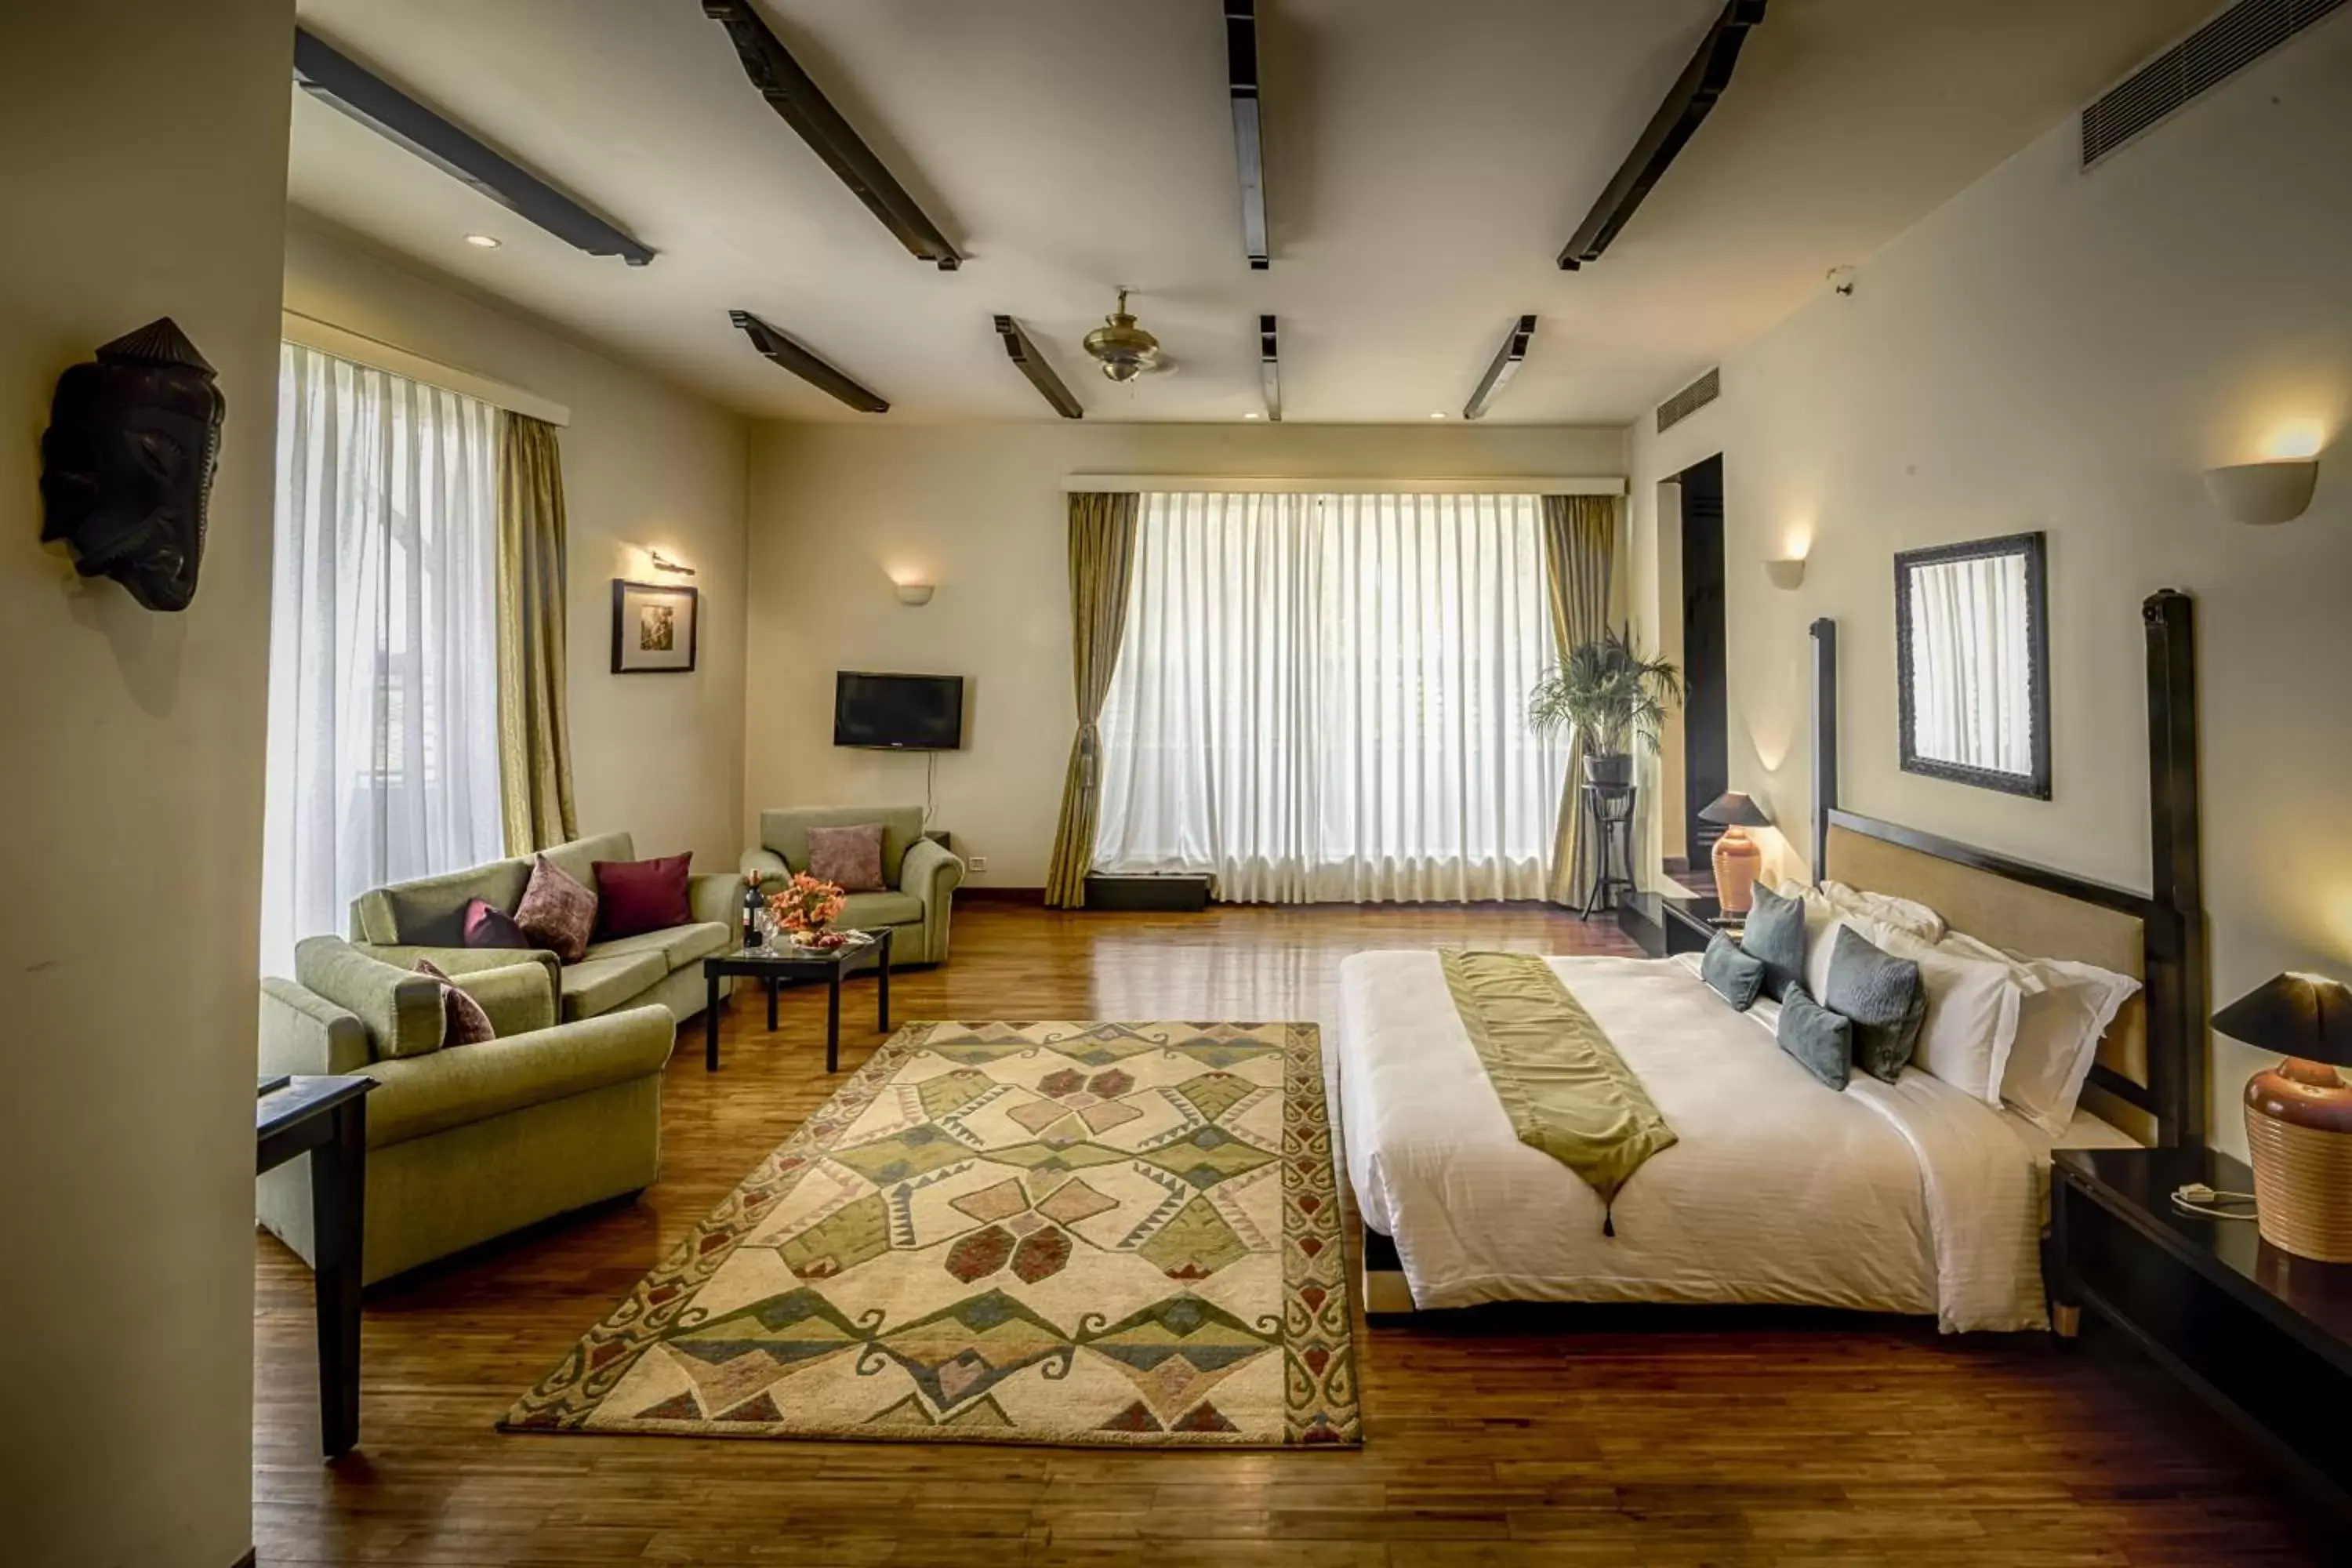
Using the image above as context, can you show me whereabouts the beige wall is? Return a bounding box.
[746,423,1625,885]
[282,222,750,871]
[0,5,292,1563]
[1628,19,2352,1157]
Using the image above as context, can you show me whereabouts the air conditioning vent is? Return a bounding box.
[2082,0,2347,166]
[1656,368,1721,434]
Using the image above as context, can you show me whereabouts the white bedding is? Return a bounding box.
[1336,950,2069,1332]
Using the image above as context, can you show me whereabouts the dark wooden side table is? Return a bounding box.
[702,926,893,1073]
[256,1074,373,1459]
[2052,1145,2352,1515]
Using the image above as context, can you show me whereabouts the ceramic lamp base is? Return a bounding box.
[1711,828,1762,916]
[2245,1059,2352,1262]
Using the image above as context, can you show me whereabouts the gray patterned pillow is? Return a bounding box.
[1740,882,1807,1001]
[806,822,886,892]
[1699,931,1766,1011]
[1777,985,1853,1090]
[514,853,597,964]
[1822,924,1926,1083]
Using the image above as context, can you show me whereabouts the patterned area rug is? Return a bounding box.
[503,1021,1361,1447]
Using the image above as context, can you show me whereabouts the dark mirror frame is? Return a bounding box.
[1894,530,2051,800]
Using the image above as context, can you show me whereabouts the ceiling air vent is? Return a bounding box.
[1656,368,1721,434]
[2082,0,2347,166]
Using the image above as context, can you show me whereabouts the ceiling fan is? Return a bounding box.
[1081,289,1173,382]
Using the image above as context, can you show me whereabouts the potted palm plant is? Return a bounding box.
[1527,627,1683,786]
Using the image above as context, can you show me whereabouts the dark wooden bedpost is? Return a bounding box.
[1809,617,1838,886]
[2143,589,2208,1148]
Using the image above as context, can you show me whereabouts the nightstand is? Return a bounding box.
[2052,1145,2352,1515]
[1618,889,1740,958]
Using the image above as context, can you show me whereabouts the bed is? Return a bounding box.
[1339,594,2207,1332]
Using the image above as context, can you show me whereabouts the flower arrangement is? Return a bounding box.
[767,871,847,949]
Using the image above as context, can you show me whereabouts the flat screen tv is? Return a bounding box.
[833,671,964,750]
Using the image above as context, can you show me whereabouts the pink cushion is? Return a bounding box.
[514,855,597,963]
[462,897,529,949]
[593,852,694,939]
[805,823,886,893]
[413,958,495,1046]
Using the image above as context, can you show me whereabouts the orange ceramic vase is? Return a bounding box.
[1711,826,1762,916]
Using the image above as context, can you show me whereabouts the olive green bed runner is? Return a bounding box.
[1439,950,1677,1228]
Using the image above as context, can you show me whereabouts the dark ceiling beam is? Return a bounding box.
[702,1,962,270]
[1462,314,1537,421]
[1225,1,1270,270]
[292,27,655,266]
[728,310,888,412]
[1258,314,1282,422]
[1557,0,1767,270]
[993,315,1083,419]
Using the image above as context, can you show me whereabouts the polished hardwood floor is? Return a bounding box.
[255,902,2321,1566]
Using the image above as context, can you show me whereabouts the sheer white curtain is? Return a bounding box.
[1092,491,1566,902]
[1907,553,2032,775]
[259,345,505,975]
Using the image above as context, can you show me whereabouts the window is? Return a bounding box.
[1092,491,1566,902]
[257,345,503,974]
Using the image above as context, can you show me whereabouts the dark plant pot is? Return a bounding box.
[1584,752,1634,786]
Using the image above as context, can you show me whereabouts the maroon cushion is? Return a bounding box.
[514,855,597,963]
[462,897,529,949]
[805,823,886,893]
[413,958,495,1047]
[593,852,694,940]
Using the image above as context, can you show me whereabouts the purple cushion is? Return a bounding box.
[462,897,529,949]
[593,852,693,939]
[514,855,597,964]
[413,958,495,1047]
[805,823,886,893]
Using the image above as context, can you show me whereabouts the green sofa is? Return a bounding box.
[741,806,965,965]
[257,936,676,1285]
[347,831,742,1024]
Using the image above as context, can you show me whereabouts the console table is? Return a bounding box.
[2051,1145,2352,1515]
[257,1074,373,1459]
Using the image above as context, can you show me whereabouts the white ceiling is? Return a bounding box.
[287,0,2216,425]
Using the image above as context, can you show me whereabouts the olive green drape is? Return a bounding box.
[495,413,579,855]
[1542,493,1617,906]
[1044,491,1142,908]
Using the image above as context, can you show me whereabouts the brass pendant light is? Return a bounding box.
[1081,289,1163,383]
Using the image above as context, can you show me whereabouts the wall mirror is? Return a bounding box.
[1894,531,2050,799]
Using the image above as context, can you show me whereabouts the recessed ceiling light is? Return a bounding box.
[463,233,501,249]
[1243,411,1262,420]
[1429,411,1447,419]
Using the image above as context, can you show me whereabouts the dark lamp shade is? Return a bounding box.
[2214,971,2352,1066]
[1697,790,1772,829]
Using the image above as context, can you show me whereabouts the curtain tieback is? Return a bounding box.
[1076,721,1103,790]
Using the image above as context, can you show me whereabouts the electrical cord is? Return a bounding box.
[2170,1181,2259,1221]
[923,751,938,828]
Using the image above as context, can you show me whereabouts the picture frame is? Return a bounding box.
[611,579,699,674]
[1893,531,2050,800]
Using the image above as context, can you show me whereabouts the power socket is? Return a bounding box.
[967,855,989,873]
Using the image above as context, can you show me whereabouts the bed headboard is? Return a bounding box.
[1804,591,2208,1148]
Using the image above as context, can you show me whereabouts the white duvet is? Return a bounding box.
[1336,951,2051,1332]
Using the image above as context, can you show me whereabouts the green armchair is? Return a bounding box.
[742,805,964,965]
[257,935,676,1285]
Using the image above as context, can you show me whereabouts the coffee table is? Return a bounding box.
[702,926,892,1073]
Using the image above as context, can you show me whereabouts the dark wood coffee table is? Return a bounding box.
[702,926,892,1073]
[257,1073,373,1458]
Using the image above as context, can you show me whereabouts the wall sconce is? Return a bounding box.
[2205,459,2321,526]
[894,582,935,607]
[648,549,696,576]
[1764,557,1806,590]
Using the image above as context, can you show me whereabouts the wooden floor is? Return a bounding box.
[256,902,2321,1566]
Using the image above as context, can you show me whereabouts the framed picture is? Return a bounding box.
[611,579,698,673]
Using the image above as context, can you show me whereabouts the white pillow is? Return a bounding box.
[1934,929,2049,995]
[1997,956,2141,1136]
[1867,922,2029,1105]
[1822,880,1946,942]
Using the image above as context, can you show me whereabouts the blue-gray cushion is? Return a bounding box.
[1777,985,1853,1090]
[1823,924,1926,1083]
[1699,931,1766,1011]
[1740,882,1807,1001]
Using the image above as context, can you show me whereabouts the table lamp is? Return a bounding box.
[1697,790,1772,916]
[2216,971,2352,1261]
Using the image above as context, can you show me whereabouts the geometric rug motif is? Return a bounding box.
[501,1021,1361,1448]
